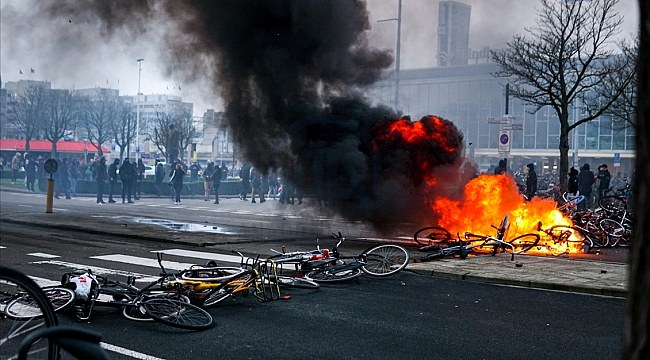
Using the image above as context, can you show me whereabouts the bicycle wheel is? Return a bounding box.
[122,293,190,321]
[201,289,232,307]
[558,195,585,212]
[506,233,540,254]
[5,287,74,320]
[0,266,59,360]
[598,196,628,213]
[361,244,410,277]
[599,219,626,238]
[413,226,451,247]
[270,275,320,289]
[43,287,75,313]
[143,298,214,331]
[305,267,362,283]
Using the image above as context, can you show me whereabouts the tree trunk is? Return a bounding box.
[623,2,649,359]
[24,138,31,153]
[558,114,571,193]
[50,142,58,159]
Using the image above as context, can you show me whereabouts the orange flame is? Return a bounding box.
[430,174,581,255]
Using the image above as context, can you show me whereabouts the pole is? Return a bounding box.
[394,0,402,110]
[136,58,144,160]
[505,83,510,115]
[45,177,54,213]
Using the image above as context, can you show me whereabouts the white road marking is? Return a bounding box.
[90,254,196,270]
[29,276,61,287]
[27,253,60,258]
[30,260,159,282]
[101,342,167,360]
[0,246,6,249]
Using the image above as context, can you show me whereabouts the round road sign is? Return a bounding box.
[500,133,509,145]
[43,158,58,175]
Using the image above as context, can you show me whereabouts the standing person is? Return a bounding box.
[120,158,135,204]
[89,158,98,180]
[169,163,185,205]
[79,159,88,181]
[68,158,79,197]
[24,155,37,192]
[154,160,165,198]
[107,159,120,203]
[11,152,21,184]
[95,156,108,204]
[268,170,278,200]
[567,166,579,196]
[221,165,228,181]
[250,167,264,203]
[212,163,222,204]
[525,163,537,201]
[202,162,215,201]
[578,163,595,210]
[597,164,611,201]
[494,159,507,175]
[135,158,145,200]
[190,162,200,182]
[238,163,251,201]
[55,158,71,199]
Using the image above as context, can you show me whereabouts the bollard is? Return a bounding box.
[46,179,54,213]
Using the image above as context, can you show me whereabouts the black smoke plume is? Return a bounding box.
[47,0,465,225]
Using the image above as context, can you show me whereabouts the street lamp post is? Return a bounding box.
[377,0,402,110]
[136,58,144,160]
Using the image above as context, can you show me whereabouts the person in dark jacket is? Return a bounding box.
[54,158,71,199]
[212,163,222,204]
[525,163,537,201]
[578,163,595,210]
[239,164,251,201]
[24,155,37,192]
[567,166,579,196]
[120,158,135,203]
[95,156,108,204]
[154,161,165,198]
[190,162,201,182]
[134,158,145,200]
[494,159,507,175]
[68,158,79,197]
[202,162,215,201]
[169,163,186,205]
[596,164,611,201]
[107,159,120,203]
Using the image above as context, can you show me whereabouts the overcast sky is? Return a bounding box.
[0,0,639,116]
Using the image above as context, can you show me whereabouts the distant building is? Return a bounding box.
[437,1,471,67]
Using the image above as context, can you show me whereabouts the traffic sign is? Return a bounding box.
[502,123,523,130]
[136,146,140,153]
[487,115,516,124]
[498,130,511,156]
[614,153,620,167]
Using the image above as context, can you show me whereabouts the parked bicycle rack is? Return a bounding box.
[241,257,282,302]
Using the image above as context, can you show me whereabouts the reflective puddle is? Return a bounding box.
[135,218,240,235]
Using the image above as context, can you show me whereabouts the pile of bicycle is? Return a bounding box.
[414,189,633,262]
[1,232,410,359]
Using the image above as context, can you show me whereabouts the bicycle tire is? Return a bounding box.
[143,298,214,330]
[6,287,75,320]
[305,267,362,283]
[506,233,540,254]
[413,226,452,247]
[361,244,410,277]
[122,293,190,322]
[0,266,59,360]
[201,288,233,307]
[558,195,585,212]
[599,219,626,238]
[598,196,628,213]
[270,275,320,289]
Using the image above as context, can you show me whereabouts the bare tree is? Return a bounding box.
[41,89,77,158]
[150,109,198,162]
[491,0,636,192]
[624,3,649,359]
[78,89,117,157]
[601,38,638,131]
[7,85,46,152]
[111,98,136,160]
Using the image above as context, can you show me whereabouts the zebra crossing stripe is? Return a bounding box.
[29,276,61,287]
[28,253,60,258]
[101,342,167,360]
[90,254,196,270]
[30,260,159,282]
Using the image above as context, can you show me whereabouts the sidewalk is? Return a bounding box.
[0,186,628,298]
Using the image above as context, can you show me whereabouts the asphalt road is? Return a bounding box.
[1,222,625,360]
